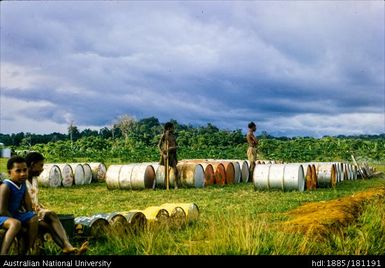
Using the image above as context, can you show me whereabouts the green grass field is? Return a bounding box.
[1,158,384,255]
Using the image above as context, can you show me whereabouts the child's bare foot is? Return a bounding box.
[62,247,77,255]
[75,241,89,255]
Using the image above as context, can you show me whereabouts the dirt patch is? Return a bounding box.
[282,186,385,240]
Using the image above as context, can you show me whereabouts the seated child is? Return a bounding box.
[25,152,88,255]
[0,156,39,255]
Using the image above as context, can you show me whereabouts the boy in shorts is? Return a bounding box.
[0,156,38,255]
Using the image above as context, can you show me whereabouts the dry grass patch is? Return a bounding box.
[283,186,385,239]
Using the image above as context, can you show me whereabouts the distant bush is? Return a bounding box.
[2,117,384,163]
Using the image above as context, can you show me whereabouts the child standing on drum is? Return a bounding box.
[158,122,179,189]
[247,122,259,180]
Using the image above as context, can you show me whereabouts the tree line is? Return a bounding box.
[1,116,384,163]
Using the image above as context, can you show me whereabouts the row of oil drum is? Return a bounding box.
[252,162,359,192]
[73,203,199,239]
[105,159,259,190]
[38,162,106,188]
[105,160,359,191]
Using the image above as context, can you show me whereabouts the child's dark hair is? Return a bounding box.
[164,122,174,131]
[248,122,256,129]
[25,152,45,167]
[7,156,27,170]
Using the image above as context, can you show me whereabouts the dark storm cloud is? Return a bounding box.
[1,1,383,136]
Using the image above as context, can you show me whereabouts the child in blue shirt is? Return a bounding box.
[0,156,38,255]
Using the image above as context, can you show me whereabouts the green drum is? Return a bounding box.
[94,212,128,235]
[120,211,147,234]
[74,215,109,238]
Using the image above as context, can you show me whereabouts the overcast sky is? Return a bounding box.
[1,1,384,137]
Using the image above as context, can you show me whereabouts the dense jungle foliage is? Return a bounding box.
[1,116,384,164]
